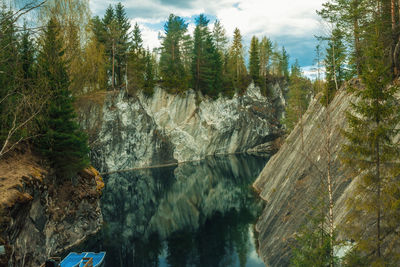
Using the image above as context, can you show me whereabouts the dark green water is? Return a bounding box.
[75,154,269,267]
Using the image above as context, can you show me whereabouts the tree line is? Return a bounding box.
[90,4,293,98]
[0,0,302,179]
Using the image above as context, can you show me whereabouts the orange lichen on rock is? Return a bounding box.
[79,166,105,194]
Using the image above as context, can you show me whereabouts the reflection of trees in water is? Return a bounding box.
[166,208,257,267]
[74,154,267,267]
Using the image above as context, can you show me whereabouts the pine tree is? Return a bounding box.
[114,2,130,87]
[341,17,400,265]
[284,60,310,131]
[228,28,248,93]
[191,14,222,96]
[159,14,189,92]
[290,198,335,267]
[280,46,290,80]
[212,20,228,54]
[127,23,145,95]
[18,22,35,93]
[101,5,116,89]
[37,18,89,180]
[143,48,155,96]
[321,26,347,106]
[259,36,273,95]
[249,36,261,86]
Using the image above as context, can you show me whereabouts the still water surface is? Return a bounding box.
[75,154,269,267]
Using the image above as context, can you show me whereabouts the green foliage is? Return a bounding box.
[249,36,261,86]
[191,14,223,97]
[341,20,400,265]
[212,20,228,54]
[321,27,347,106]
[227,28,249,94]
[290,195,338,267]
[114,2,131,87]
[127,23,146,95]
[283,60,311,132]
[280,46,290,80]
[159,14,190,93]
[92,3,130,89]
[291,226,333,267]
[342,247,370,267]
[143,49,155,97]
[258,37,273,95]
[37,18,89,179]
[19,22,35,93]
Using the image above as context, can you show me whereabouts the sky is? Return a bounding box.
[90,0,327,77]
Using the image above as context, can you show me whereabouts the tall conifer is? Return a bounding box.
[249,36,261,86]
[37,18,89,179]
[341,17,400,265]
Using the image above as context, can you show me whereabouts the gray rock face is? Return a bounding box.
[78,83,284,173]
[253,87,357,266]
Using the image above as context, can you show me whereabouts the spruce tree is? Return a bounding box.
[228,28,248,93]
[341,20,400,265]
[143,48,155,96]
[127,23,145,94]
[284,60,310,131]
[114,2,130,87]
[259,36,273,95]
[249,36,261,86]
[37,18,89,180]
[212,19,228,54]
[159,14,189,92]
[191,14,222,97]
[18,22,35,93]
[280,46,290,80]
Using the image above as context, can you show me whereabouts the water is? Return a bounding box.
[75,154,269,267]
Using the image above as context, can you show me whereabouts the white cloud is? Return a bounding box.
[215,0,325,38]
[91,0,325,38]
[302,65,326,80]
[90,0,327,66]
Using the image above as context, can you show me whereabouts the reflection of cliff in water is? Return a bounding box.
[78,154,268,267]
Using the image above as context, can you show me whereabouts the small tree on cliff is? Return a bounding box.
[37,17,89,179]
[284,60,310,132]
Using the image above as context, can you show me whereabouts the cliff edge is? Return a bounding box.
[0,149,104,267]
[77,83,285,173]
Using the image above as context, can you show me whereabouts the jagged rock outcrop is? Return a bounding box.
[253,84,359,266]
[0,151,104,267]
[77,83,284,173]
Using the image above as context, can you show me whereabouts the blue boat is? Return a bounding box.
[59,252,106,267]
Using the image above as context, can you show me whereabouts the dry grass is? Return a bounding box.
[0,149,46,211]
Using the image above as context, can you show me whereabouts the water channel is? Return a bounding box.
[74,154,269,267]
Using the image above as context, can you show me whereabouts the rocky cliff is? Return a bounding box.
[77,83,285,173]
[253,83,359,266]
[0,150,104,267]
